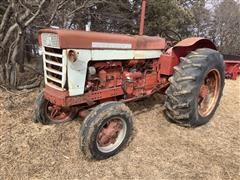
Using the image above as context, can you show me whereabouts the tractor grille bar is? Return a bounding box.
[43,47,67,91]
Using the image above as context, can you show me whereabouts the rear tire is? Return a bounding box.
[80,102,133,160]
[164,48,225,127]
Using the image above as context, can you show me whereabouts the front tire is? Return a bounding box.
[165,48,225,127]
[80,102,133,160]
[33,92,77,125]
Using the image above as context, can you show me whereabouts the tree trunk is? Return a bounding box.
[18,34,25,73]
[5,63,17,87]
[0,47,5,84]
[0,64,6,84]
[25,45,31,63]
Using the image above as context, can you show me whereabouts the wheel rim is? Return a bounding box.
[97,117,127,153]
[198,69,221,117]
[45,102,74,122]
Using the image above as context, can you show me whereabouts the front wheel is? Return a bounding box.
[80,102,133,160]
[165,48,225,127]
[33,92,77,125]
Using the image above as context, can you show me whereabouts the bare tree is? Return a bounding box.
[213,0,240,55]
[0,0,106,88]
[0,0,47,87]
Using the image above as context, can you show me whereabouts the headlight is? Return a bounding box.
[41,33,60,48]
[68,50,77,62]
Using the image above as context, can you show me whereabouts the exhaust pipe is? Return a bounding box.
[139,0,147,36]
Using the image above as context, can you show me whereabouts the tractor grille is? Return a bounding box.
[43,47,67,91]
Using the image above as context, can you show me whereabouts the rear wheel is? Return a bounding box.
[165,48,225,127]
[33,92,77,125]
[80,102,133,160]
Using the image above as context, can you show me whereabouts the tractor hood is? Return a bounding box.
[38,29,166,50]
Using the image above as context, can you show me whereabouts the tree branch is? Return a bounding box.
[17,76,42,90]
[45,0,70,27]
[67,0,107,18]
[0,4,12,41]
[1,4,31,47]
[24,0,47,27]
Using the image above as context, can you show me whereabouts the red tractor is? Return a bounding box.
[34,0,225,160]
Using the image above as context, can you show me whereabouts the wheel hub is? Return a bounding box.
[96,117,127,153]
[98,119,123,147]
[199,84,209,99]
[198,69,221,117]
[46,103,74,122]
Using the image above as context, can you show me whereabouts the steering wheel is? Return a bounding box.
[160,29,182,47]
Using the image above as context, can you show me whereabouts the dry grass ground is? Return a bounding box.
[0,79,239,180]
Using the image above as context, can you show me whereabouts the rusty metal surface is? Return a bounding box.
[159,54,178,75]
[44,85,124,107]
[38,29,166,50]
[171,37,217,59]
[173,37,216,49]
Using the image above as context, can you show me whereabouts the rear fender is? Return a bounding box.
[171,37,216,58]
[160,37,217,75]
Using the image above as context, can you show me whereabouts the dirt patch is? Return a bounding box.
[0,79,239,179]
